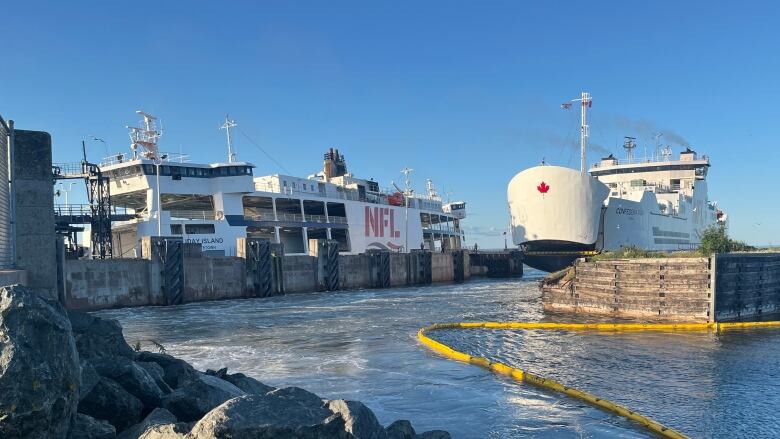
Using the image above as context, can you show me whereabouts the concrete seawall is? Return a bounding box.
[542,253,780,322]
[62,238,522,311]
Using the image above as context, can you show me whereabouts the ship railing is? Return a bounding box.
[54,204,134,217]
[101,151,190,167]
[168,210,216,220]
[590,154,709,169]
[244,213,348,224]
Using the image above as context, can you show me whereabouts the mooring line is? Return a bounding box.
[417,320,780,439]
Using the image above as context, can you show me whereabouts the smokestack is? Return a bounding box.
[323,149,334,181]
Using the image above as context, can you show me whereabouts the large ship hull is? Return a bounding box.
[508,165,719,272]
[508,165,609,271]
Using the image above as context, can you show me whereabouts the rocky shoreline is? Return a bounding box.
[0,285,450,439]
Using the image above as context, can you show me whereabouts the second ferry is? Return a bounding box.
[98,112,466,257]
[508,92,726,272]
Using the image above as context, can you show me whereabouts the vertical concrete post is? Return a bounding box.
[142,236,184,305]
[12,129,56,296]
[311,239,339,291]
[271,242,285,294]
[239,237,273,297]
[708,254,718,323]
[55,236,66,304]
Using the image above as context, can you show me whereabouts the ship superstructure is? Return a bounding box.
[104,112,466,257]
[508,93,726,272]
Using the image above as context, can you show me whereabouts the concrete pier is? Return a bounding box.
[62,238,522,311]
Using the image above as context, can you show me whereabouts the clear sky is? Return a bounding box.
[2,1,779,248]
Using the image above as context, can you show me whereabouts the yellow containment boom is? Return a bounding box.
[417,320,780,439]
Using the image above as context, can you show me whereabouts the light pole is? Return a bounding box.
[401,167,414,253]
[57,182,76,209]
[154,155,167,236]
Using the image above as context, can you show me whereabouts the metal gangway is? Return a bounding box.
[52,141,126,259]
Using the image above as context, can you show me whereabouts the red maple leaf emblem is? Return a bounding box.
[537,181,550,194]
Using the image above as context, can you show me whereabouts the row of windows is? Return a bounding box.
[109,165,253,179]
[170,224,216,234]
[282,180,320,192]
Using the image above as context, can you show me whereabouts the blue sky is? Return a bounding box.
[2,1,779,247]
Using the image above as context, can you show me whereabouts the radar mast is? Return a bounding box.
[562,92,592,173]
[127,111,162,160]
[220,115,238,163]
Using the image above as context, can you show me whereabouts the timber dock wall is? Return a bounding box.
[542,253,780,322]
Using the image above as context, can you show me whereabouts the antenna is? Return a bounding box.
[220,115,238,163]
[562,92,592,172]
[652,133,663,161]
[661,145,672,161]
[426,179,439,199]
[623,136,636,163]
[127,111,162,160]
[400,167,414,196]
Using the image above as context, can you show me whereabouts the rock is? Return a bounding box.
[116,408,177,439]
[67,413,116,439]
[415,431,451,439]
[204,367,228,379]
[327,399,387,439]
[78,377,143,432]
[137,423,189,439]
[188,387,337,438]
[68,311,134,361]
[221,372,274,395]
[386,420,416,439]
[79,360,101,402]
[92,357,164,408]
[136,362,172,394]
[161,372,244,422]
[134,352,198,389]
[0,285,80,439]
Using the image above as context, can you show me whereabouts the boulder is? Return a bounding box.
[78,377,143,432]
[188,387,339,438]
[136,362,172,394]
[79,360,101,402]
[222,372,274,395]
[67,413,116,439]
[415,431,451,439]
[137,423,189,439]
[68,311,134,361]
[92,357,164,408]
[117,408,177,439]
[0,285,80,439]
[327,399,387,439]
[161,372,245,422]
[386,420,416,439]
[204,367,228,378]
[134,352,198,389]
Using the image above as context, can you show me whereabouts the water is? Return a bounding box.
[97,271,780,438]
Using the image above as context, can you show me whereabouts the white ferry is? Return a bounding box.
[507,92,726,272]
[104,112,466,257]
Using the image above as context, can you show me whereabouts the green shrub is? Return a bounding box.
[698,225,753,255]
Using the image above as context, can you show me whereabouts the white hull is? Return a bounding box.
[508,156,722,271]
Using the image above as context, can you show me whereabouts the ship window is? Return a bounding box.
[170,224,183,235]
[283,180,287,187]
[228,167,237,176]
[160,166,170,176]
[185,224,215,234]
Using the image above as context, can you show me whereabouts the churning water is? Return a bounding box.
[98,270,780,438]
